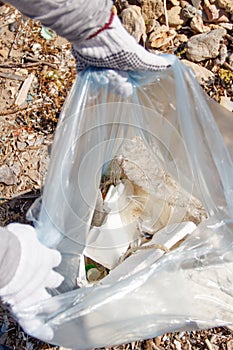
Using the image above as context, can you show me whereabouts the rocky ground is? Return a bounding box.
[0,0,233,349]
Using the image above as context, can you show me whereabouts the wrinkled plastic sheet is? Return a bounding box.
[26,56,233,349]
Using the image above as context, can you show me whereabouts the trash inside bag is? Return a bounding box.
[26,56,233,349]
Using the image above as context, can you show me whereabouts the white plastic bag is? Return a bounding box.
[26,56,233,349]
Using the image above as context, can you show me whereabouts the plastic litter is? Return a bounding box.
[40,26,57,40]
[25,55,233,349]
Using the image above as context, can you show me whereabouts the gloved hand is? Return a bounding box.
[72,13,172,72]
[0,223,63,340]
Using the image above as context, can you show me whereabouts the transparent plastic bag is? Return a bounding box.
[26,56,233,348]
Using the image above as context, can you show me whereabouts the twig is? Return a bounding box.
[0,20,16,29]
[226,34,233,43]
[0,58,57,69]
[0,190,40,201]
[0,104,28,116]
[223,61,233,72]
[0,72,25,81]
[26,55,58,69]
[0,62,40,69]
[7,18,23,59]
[205,339,213,350]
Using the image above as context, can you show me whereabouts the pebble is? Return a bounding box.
[8,21,18,32]
[141,0,164,21]
[204,1,220,21]
[190,14,210,33]
[186,27,226,62]
[0,164,18,185]
[165,5,186,27]
[190,0,201,7]
[219,22,232,30]
[182,3,200,19]
[215,43,228,64]
[149,26,176,48]
[182,59,215,83]
[217,0,233,14]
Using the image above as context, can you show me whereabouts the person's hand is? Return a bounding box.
[0,223,63,340]
[72,13,172,72]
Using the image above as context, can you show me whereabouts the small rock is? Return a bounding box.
[8,21,18,32]
[145,18,160,33]
[204,1,220,21]
[0,48,9,58]
[190,0,201,8]
[216,0,233,14]
[0,164,18,185]
[183,340,192,350]
[180,0,189,7]
[182,59,215,83]
[17,141,27,150]
[149,25,176,48]
[174,33,188,44]
[229,53,233,67]
[203,5,230,22]
[31,43,42,56]
[174,339,182,350]
[10,162,21,176]
[162,5,186,28]
[186,28,226,62]
[121,5,147,43]
[169,0,180,5]
[227,340,233,350]
[215,43,228,64]
[182,3,200,19]
[215,10,229,22]
[27,169,39,184]
[154,336,162,346]
[220,22,233,30]
[190,15,210,33]
[141,0,164,21]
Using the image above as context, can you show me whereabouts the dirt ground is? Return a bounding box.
[0,2,233,350]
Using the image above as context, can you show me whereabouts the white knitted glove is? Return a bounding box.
[0,223,63,340]
[73,13,172,72]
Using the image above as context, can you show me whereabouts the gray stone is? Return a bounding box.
[181,59,215,83]
[190,0,201,8]
[0,164,17,185]
[182,4,199,19]
[186,28,226,62]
